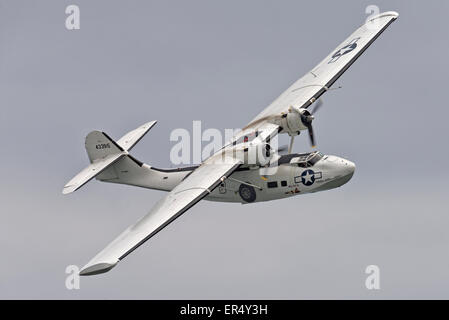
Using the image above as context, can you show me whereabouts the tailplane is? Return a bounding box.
[63,121,157,194]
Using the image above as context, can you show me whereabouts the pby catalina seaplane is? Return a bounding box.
[63,12,398,275]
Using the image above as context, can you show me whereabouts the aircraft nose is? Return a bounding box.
[334,157,355,176]
[323,155,355,177]
[344,160,356,175]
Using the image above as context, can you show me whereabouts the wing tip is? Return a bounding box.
[62,184,76,194]
[369,11,399,22]
[79,261,118,276]
[385,11,399,20]
[139,120,157,130]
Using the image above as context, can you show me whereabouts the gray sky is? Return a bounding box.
[1,0,448,299]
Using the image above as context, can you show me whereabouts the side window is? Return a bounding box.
[281,180,287,187]
[267,181,278,188]
[297,162,309,168]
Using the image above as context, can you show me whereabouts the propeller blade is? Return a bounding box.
[311,99,324,114]
[277,145,289,154]
[306,124,316,147]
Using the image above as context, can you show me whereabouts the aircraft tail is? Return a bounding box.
[63,121,157,194]
[84,131,124,163]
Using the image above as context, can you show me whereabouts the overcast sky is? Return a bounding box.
[1,0,448,299]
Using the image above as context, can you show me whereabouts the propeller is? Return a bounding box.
[276,144,289,154]
[302,98,324,147]
[310,98,324,115]
[300,110,316,147]
[247,97,326,153]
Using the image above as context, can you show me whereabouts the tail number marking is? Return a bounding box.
[96,143,111,149]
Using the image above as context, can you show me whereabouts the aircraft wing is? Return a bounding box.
[79,154,241,275]
[247,11,398,127]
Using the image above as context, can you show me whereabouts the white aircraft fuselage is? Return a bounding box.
[97,151,355,204]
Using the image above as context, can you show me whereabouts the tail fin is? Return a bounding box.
[85,131,124,163]
[63,121,157,194]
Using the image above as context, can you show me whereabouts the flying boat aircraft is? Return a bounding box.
[63,11,398,275]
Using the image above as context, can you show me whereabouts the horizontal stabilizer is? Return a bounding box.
[63,152,126,194]
[117,121,157,151]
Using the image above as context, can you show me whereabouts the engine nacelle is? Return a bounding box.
[278,107,312,136]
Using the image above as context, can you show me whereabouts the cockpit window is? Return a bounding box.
[307,151,323,165]
[296,162,309,168]
[287,151,323,168]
